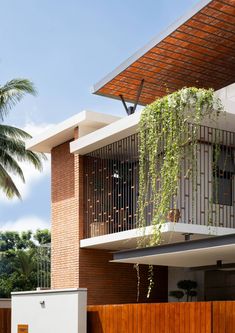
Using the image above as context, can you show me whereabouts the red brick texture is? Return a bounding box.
[51,139,168,305]
[79,248,167,305]
[51,141,80,289]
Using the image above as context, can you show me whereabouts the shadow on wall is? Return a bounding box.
[87,311,103,333]
[51,142,76,203]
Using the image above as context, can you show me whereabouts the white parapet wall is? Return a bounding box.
[11,288,87,333]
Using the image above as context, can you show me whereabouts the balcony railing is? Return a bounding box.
[36,244,51,289]
[84,125,235,238]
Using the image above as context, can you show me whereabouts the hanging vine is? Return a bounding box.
[138,87,224,248]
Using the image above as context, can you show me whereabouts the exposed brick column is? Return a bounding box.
[51,140,80,289]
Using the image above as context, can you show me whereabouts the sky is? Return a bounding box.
[0,0,200,232]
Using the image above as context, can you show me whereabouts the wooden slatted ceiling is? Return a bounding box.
[93,0,235,106]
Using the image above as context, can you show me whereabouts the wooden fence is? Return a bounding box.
[87,302,212,333]
[1,301,235,333]
[213,301,235,333]
[0,309,11,333]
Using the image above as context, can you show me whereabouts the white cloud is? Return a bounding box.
[0,122,53,204]
[23,122,53,137]
[0,215,50,232]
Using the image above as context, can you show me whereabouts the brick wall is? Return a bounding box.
[79,248,167,305]
[51,141,80,289]
[51,139,168,304]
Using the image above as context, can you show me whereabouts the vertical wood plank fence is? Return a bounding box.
[87,302,212,333]
[0,309,11,333]
[212,301,235,333]
[1,301,235,333]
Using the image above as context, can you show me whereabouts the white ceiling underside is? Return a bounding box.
[113,243,235,268]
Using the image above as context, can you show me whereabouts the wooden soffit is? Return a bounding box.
[93,0,235,105]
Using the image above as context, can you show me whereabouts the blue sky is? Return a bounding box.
[0,0,200,231]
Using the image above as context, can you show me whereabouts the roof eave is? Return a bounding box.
[92,0,213,99]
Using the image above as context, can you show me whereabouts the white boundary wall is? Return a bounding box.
[11,288,87,333]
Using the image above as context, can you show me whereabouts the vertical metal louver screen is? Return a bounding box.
[83,125,235,238]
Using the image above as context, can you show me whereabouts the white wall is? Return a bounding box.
[168,267,204,302]
[0,298,11,308]
[12,289,87,333]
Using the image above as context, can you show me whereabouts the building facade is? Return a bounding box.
[27,0,235,305]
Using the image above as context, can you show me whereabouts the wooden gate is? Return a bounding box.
[0,308,11,333]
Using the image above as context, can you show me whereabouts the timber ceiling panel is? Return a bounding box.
[93,0,235,105]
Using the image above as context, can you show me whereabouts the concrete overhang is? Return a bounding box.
[112,233,235,268]
[80,222,235,251]
[92,0,235,105]
[70,110,141,155]
[71,84,235,155]
[26,111,120,153]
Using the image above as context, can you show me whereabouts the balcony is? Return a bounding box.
[82,124,235,248]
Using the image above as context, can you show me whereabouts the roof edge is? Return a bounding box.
[92,0,212,97]
[26,110,120,153]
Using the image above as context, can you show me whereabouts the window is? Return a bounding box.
[213,145,235,206]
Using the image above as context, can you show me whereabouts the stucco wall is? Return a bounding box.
[11,289,87,333]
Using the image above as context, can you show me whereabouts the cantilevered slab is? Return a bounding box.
[93,0,235,105]
[26,111,120,153]
[80,223,235,251]
[70,110,140,155]
[112,233,235,267]
[71,84,235,155]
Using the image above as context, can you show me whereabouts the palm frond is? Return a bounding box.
[0,135,27,160]
[0,131,46,171]
[14,249,36,278]
[24,150,46,171]
[0,78,46,200]
[0,124,32,140]
[0,131,46,199]
[0,79,37,120]
[0,164,21,199]
[0,150,25,182]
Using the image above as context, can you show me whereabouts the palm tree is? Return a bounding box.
[14,249,36,280]
[0,79,46,199]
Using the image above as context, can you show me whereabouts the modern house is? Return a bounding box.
[26,0,235,308]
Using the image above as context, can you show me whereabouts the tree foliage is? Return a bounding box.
[0,229,51,297]
[0,78,46,199]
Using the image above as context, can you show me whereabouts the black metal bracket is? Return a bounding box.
[182,233,193,241]
[119,79,144,115]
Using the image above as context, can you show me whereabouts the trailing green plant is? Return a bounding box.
[147,264,154,298]
[138,87,224,246]
[134,263,140,302]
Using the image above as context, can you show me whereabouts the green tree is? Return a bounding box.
[0,78,46,199]
[0,230,51,297]
[14,249,36,280]
[0,231,35,251]
[34,229,51,245]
